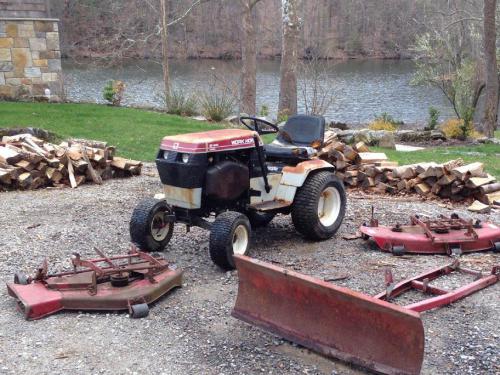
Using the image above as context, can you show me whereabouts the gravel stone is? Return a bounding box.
[0,163,498,374]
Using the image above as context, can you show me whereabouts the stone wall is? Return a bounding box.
[0,18,63,101]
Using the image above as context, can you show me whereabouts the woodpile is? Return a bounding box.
[0,134,142,191]
[316,131,500,204]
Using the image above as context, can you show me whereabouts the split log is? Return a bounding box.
[478,182,500,194]
[18,172,33,189]
[354,142,369,152]
[437,174,456,186]
[0,147,22,164]
[415,183,430,196]
[465,175,495,189]
[357,152,388,164]
[451,162,484,180]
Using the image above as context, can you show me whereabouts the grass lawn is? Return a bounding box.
[1,102,499,178]
[373,144,500,179]
[0,102,224,160]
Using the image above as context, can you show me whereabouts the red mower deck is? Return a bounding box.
[7,247,183,320]
[360,214,500,255]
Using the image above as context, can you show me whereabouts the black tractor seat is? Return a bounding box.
[264,114,326,163]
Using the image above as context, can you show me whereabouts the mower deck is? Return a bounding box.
[360,215,500,255]
[7,248,183,320]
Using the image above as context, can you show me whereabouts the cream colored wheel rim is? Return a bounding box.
[318,186,341,227]
[151,211,171,241]
[232,224,249,255]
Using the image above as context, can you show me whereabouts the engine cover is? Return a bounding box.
[205,161,249,201]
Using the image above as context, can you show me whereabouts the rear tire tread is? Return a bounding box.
[291,171,346,240]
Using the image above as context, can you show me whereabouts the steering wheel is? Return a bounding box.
[239,116,279,135]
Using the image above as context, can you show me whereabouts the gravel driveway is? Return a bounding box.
[0,164,498,375]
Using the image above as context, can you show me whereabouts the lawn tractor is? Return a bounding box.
[129,115,346,269]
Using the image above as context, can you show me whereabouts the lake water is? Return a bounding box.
[62,59,454,124]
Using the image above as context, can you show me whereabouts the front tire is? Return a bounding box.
[291,171,346,240]
[209,211,251,270]
[130,198,174,252]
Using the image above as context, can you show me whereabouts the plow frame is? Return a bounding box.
[375,261,499,313]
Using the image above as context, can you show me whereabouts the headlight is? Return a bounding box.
[181,153,189,163]
[163,151,169,159]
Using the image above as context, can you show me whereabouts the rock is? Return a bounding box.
[377,132,396,148]
[191,115,208,121]
[329,121,349,130]
[224,115,240,125]
[430,130,446,140]
[353,129,373,144]
[336,129,357,144]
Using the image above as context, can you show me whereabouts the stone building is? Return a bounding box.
[0,0,63,101]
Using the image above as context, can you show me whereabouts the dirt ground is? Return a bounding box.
[0,165,498,375]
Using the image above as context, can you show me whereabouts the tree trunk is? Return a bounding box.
[278,0,302,117]
[482,0,498,138]
[160,0,170,100]
[240,1,258,115]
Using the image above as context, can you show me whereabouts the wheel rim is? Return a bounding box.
[317,186,341,227]
[151,211,171,241]
[232,224,249,255]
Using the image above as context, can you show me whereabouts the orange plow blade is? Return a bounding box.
[232,255,425,375]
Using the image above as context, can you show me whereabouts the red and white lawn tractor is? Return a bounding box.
[129,115,346,269]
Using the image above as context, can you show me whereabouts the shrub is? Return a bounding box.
[103,80,126,106]
[277,109,290,124]
[259,104,269,118]
[165,89,198,116]
[368,112,401,131]
[427,107,440,130]
[200,92,235,122]
[368,119,398,131]
[440,116,481,139]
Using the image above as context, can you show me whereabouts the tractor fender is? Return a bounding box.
[280,159,335,187]
[274,159,335,204]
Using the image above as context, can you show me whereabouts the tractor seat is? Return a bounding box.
[264,114,325,163]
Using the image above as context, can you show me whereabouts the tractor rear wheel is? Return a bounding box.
[246,211,276,228]
[209,211,251,270]
[291,171,346,240]
[130,198,174,252]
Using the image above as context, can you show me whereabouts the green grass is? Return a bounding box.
[372,144,500,179]
[0,102,224,160]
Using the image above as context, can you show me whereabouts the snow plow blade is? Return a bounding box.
[232,255,425,375]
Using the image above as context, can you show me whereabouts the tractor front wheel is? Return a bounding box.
[209,211,251,270]
[291,171,346,240]
[130,198,174,252]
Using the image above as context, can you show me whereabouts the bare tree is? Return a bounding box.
[298,53,334,116]
[239,0,261,115]
[278,0,302,117]
[160,0,170,96]
[482,0,498,138]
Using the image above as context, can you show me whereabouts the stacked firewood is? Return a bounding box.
[316,132,500,204]
[0,134,142,190]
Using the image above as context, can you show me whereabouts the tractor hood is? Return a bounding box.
[160,129,262,153]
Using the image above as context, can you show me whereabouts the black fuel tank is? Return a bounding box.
[205,160,249,200]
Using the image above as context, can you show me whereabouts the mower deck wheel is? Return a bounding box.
[14,273,29,285]
[130,198,174,252]
[291,171,346,240]
[493,242,500,253]
[392,245,406,256]
[209,211,251,270]
[130,303,149,319]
